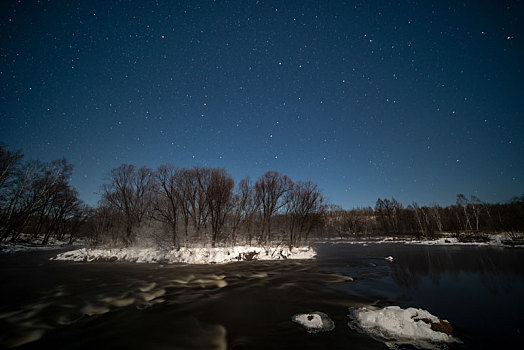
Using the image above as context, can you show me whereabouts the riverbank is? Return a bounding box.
[0,233,84,254]
[320,232,524,247]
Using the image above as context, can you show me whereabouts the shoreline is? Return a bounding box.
[3,232,522,262]
[318,232,524,248]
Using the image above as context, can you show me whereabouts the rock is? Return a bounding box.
[430,320,454,336]
[416,318,454,336]
[243,251,258,261]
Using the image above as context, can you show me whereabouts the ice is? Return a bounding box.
[52,245,316,264]
[348,306,460,349]
[292,311,335,333]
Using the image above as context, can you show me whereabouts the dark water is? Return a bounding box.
[0,243,523,349]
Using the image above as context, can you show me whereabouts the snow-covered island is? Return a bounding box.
[51,245,316,264]
[348,306,460,349]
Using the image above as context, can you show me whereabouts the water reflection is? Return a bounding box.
[389,246,524,294]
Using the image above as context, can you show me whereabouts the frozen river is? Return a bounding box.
[1,243,523,349]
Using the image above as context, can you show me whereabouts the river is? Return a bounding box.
[1,243,523,349]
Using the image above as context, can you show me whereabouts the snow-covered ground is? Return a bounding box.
[0,234,83,254]
[52,245,316,264]
[322,232,523,248]
[348,306,460,349]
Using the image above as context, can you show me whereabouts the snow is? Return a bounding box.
[348,306,460,349]
[292,312,335,333]
[0,234,84,254]
[321,232,524,248]
[51,245,316,264]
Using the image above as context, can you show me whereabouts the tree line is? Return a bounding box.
[325,195,524,239]
[0,143,87,244]
[1,142,523,248]
[91,164,324,248]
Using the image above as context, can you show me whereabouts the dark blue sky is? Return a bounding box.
[1,0,523,208]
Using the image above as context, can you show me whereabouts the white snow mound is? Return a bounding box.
[292,311,335,333]
[348,306,460,349]
[51,246,316,264]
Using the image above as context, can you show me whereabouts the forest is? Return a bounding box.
[1,143,523,249]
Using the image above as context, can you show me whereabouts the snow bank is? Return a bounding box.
[0,234,84,254]
[321,232,524,248]
[51,245,316,264]
[348,306,459,349]
[292,312,335,333]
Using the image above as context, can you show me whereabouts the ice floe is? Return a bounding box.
[51,245,316,264]
[292,311,335,333]
[348,306,460,349]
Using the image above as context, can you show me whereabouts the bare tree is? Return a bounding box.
[428,203,443,232]
[285,181,324,246]
[206,168,234,247]
[153,165,181,248]
[469,195,483,232]
[456,194,472,231]
[173,167,211,245]
[0,143,23,191]
[102,164,155,246]
[231,177,259,245]
[174,169,193,245]
[255,171,293,244]
[42,185,82,245]
[375,197,402,234]
[410,202,426,236]
[0,158,35,241]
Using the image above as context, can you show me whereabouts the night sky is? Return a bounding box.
[1,0,523,208]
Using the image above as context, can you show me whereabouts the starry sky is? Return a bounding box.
[1,0,523,208]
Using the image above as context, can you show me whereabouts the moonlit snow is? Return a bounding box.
[52,245,316,264]
[320,232,523,248]
[292,312,335,333]
[348,306,459,349]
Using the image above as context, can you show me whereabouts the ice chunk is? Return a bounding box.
[292,311,335,333]
[348,306,459,349]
